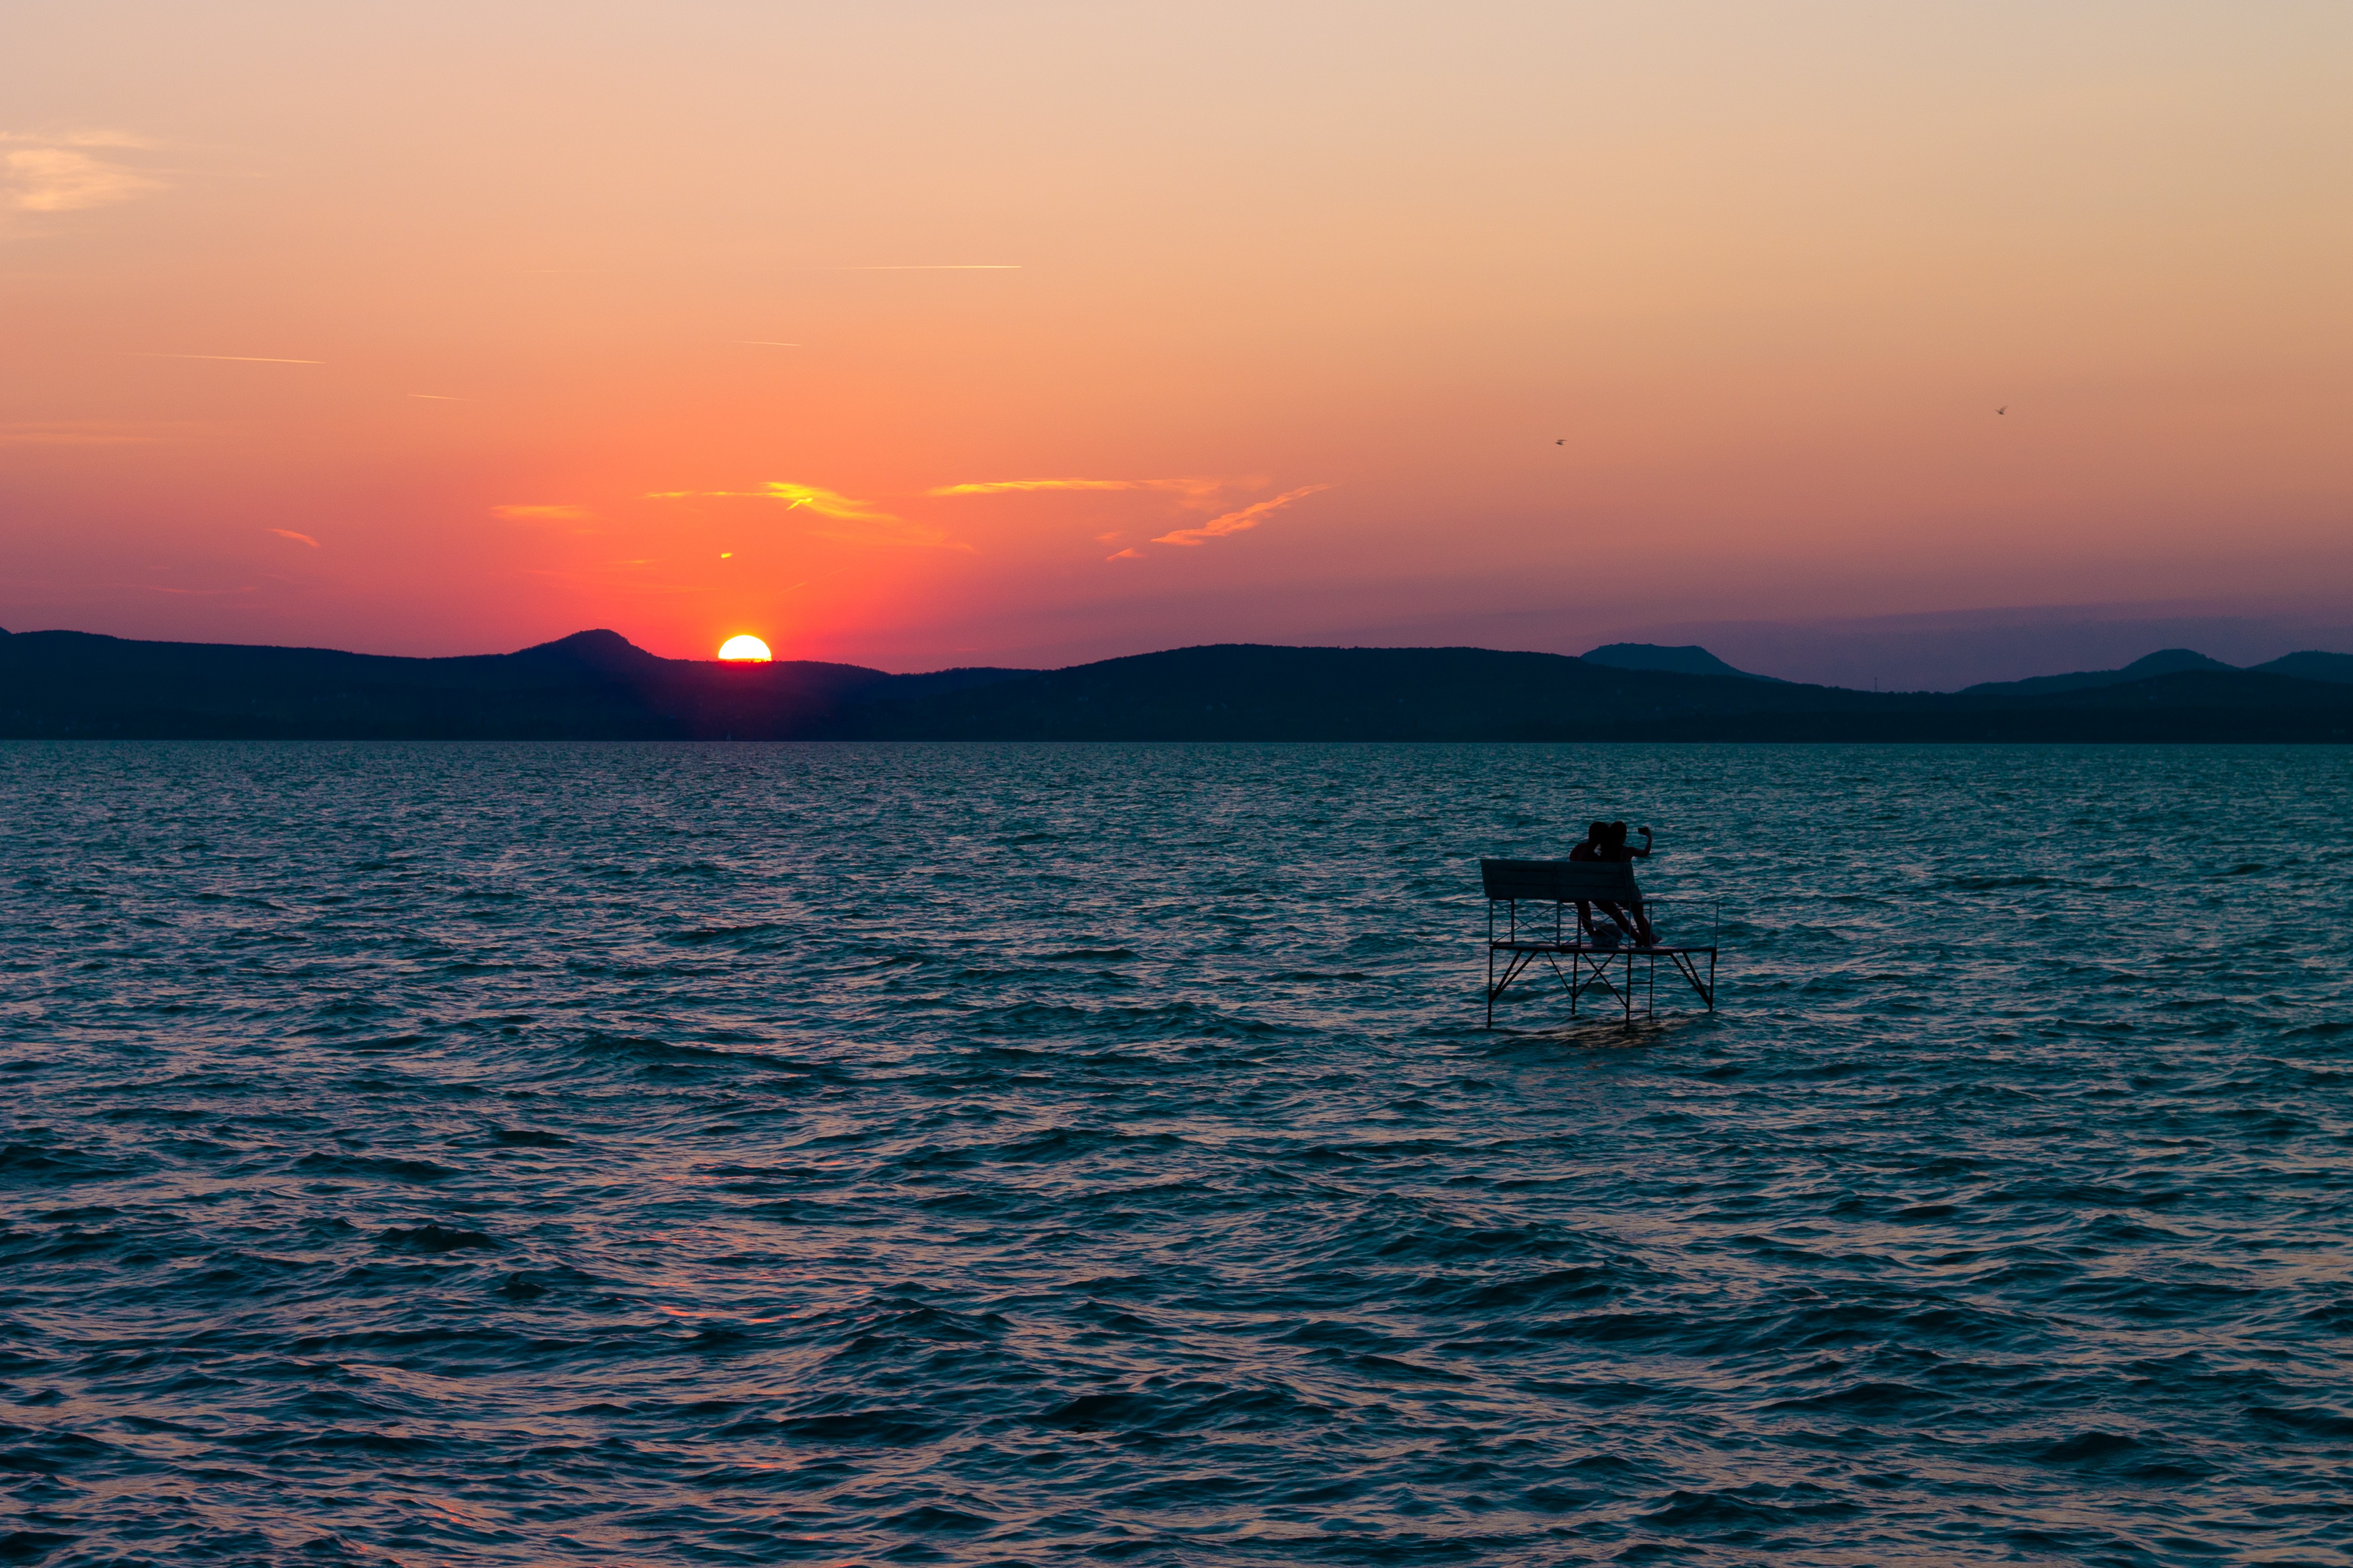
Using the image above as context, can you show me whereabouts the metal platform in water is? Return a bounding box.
[1480,857,1718,1025]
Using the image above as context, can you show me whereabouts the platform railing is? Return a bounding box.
[1483,882,1720,1026]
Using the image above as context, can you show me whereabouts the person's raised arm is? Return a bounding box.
[1629,826,1654,858]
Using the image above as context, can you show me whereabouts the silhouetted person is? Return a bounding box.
[1568,821,1607,940]
[1596,821,1657,946]
[1605,821,1652,861]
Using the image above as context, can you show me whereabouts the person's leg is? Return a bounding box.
[1597,900,1637,941]
[1627,896,1657,946]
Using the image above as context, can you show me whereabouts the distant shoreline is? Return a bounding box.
[5,628,2350,744]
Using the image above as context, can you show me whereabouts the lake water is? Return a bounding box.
[3,742,2350,1566]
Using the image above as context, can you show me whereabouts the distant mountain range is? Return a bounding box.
[1953,646,2353,696]
[2,626,2349,742]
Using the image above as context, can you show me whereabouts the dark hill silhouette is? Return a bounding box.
[0,628,1027,739]
[845,644,1869,741]
[4,629,2349,741]
[1580,643,1782,681]
[1960,647,2236,697]
[843,644,2353,743]
[2251,650,2353,684]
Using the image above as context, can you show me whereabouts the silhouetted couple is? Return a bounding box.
[1570,820,1655,947]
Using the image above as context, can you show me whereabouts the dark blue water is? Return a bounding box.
[4,742,2350,1566]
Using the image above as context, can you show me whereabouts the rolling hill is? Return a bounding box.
[5,628,2348,742]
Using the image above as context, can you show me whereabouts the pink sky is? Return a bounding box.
[4,1,2348,672]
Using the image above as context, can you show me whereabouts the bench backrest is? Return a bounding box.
[1480,857,1638,902]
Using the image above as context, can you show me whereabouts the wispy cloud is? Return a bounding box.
[1150,484,1332,548]
[267,529,320,548]
[736,340,801,348]
[818,264,1020,271]
[2,131,161,213]
[409,393,467,401]
[491,503,595,524]
[646,482,880,520]
[930,476,1227,500]
[648,481,968,550]
[1106,547,1145,561]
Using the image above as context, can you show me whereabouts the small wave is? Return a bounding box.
[669,921,790,945]
[573,1032,750,1066]
[1643,1482,1863,1528]
[1036,1379,1331,1434]
[489,1127,569,1147]
[377,1224,500,1253]
[292,1153,461,1183]
[770,1408,947,1445]
[0,1144,144,1186]
[2245,1403,2353,1437]
[2020,1429,2218,1480]
[1763,1380,1949,1415]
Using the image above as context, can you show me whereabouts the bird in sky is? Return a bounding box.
[1554,438,1567,445]
[1997,406,2007,415]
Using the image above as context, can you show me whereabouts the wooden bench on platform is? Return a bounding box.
[1479,857,1718,1026]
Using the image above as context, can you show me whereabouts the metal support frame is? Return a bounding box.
[1484,897,1718,1027]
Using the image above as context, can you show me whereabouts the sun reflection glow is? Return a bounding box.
[717,635,772,662]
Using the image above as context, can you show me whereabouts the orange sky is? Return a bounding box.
[4,1,2348,670]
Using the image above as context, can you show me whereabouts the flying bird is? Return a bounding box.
[1555,438,1567,445]
[1996,406,2006,415]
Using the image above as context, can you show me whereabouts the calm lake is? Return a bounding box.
[4,742,2349,1565]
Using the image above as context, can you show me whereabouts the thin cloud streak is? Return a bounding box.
[267,529,320,548]
[816,264,1020,271]
[1150,484,1333,548]
[930,477,1225,499]
[647,481,968,550]
[736,341,802,347]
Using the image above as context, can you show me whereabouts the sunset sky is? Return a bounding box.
[5,2,2348,678]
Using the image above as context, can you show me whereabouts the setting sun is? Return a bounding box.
[716,635,772,662]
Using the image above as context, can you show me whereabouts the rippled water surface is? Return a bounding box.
[5,742,2351,1566]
